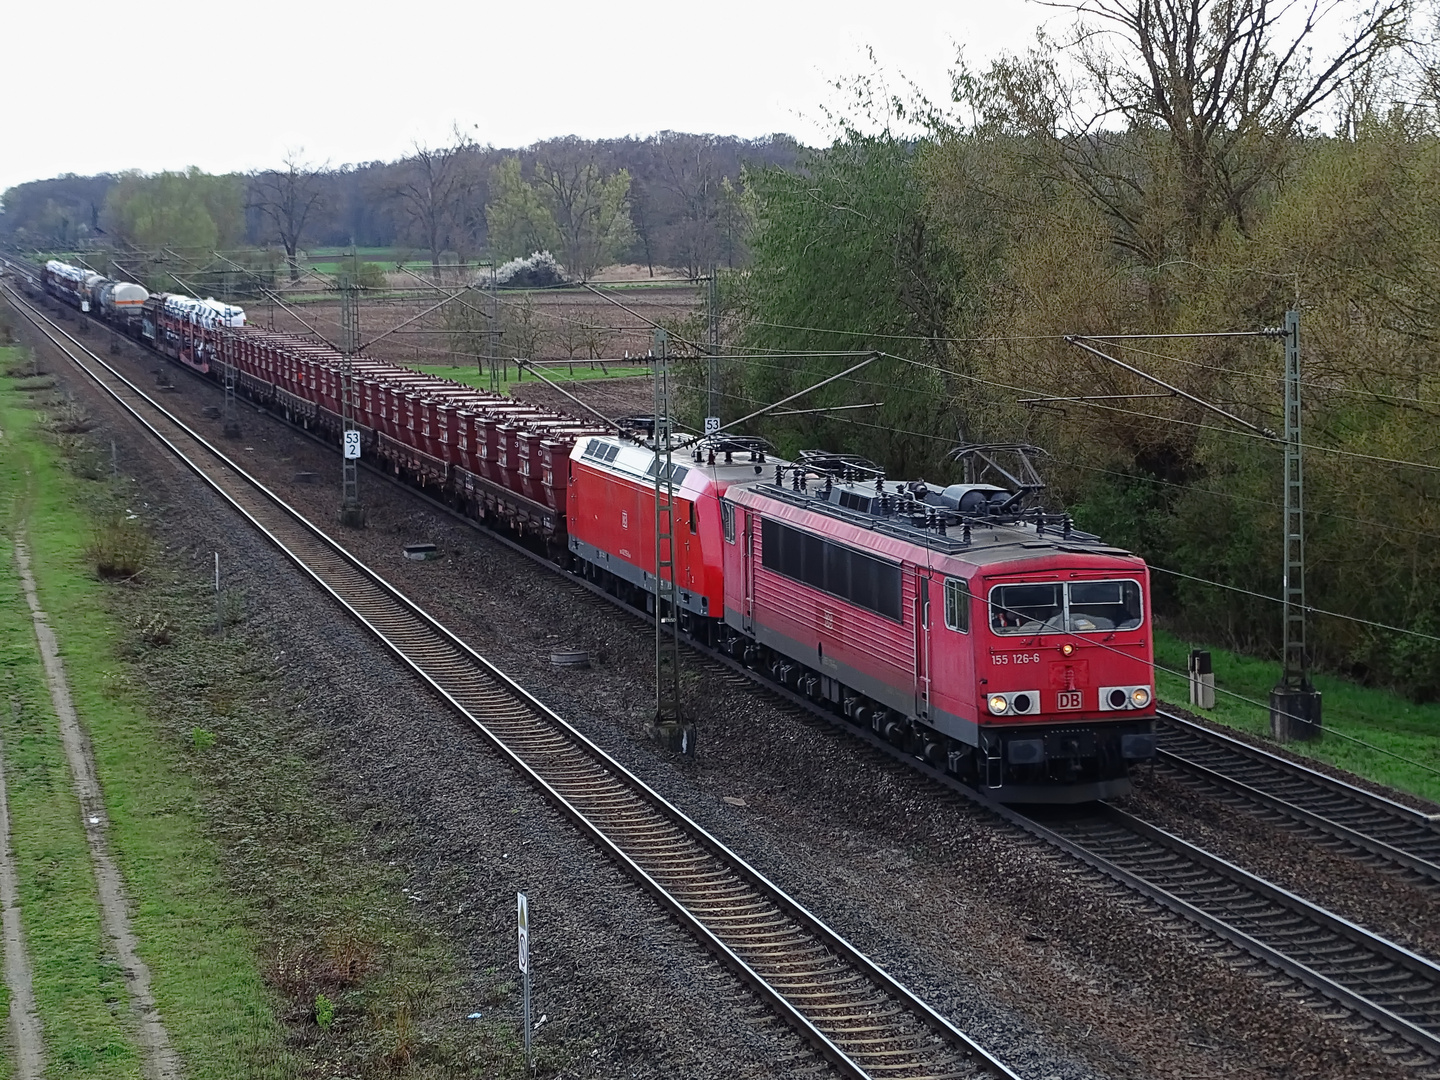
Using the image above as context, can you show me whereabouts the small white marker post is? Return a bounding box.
[213,552,221,636]
[517,892,531,1070]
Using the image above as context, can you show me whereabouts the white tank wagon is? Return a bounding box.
[96,280,150,320]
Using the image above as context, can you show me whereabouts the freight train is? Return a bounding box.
[28,258,1157,802]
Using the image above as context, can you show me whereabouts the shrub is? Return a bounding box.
[137,613,172,646]
[88,514,153,579]
[335,260,387,292]
[493,251,567,288]
[314,992,335,1031]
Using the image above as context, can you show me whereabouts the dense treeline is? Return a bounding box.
[721,0,1440,699]
[0,133,798,279]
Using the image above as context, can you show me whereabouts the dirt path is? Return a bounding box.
[0,707,44,1080]
[13,538,183,1080]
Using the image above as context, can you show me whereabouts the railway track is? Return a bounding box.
[15,273,1440,1072]
[1013,800,1440,1067]
[1154,710,1440,886]
[1,283,1017,1080]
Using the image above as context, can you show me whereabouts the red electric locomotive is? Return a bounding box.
[719,447,1155,803]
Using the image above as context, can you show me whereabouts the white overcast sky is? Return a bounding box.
[1,0,1053,194]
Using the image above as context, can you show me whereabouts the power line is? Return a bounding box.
[977,595,1440,783]
[714,381,1440,643]
[718,314,1062,345]
[874,350,1440,475]
[1108,338,1440,413]
[1148,565,1440,643]
[1049,459,1440,542]
[717,351,1440,539]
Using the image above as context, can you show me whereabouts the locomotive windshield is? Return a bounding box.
[990,579,1142,635]
[990,583,1063,633]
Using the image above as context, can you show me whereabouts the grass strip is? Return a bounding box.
[0,348,142,1079]
[0,344,297,1077]
[1156,628,1440,803]
[0,332,533,1076]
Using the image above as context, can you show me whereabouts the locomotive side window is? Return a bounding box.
[989,579,1143,635]
[990,583,1064,634]
[760,518,902,621]
[944,579,970,633]
[720,500,736,543]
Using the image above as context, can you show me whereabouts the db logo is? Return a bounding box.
[1057,691,1083,711]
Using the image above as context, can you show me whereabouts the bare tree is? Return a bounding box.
[250,152,327,282]
[627,173,659,277]
[531,139,635,279]
[654,132,725,279]
[975,0,1408,258]
[392,127,479,281]
[501,294,546,362]
[441,288,491,371]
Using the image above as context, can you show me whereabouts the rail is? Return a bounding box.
[1155,709,1440,885]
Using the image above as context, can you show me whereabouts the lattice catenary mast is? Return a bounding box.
[337,272,366,527]
[1270,309,1321,739]
[651,328,693,753]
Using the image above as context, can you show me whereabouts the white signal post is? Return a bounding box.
[517,892,531,1069]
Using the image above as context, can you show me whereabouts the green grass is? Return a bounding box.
[0,345,297,1077]
[411,361,651,394]
[0,348,143,1077]
[1155,627,1440,803]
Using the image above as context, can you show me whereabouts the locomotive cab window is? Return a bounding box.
[989,579,1143,635]
[720,500,736,543]
[990,583,1063,634]
[1067,579,1143,631]
[944,578,970,633]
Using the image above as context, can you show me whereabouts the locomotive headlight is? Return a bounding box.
[1061,643,1074,657]
[988,694,1010,715]
[1131,686,1152,708]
